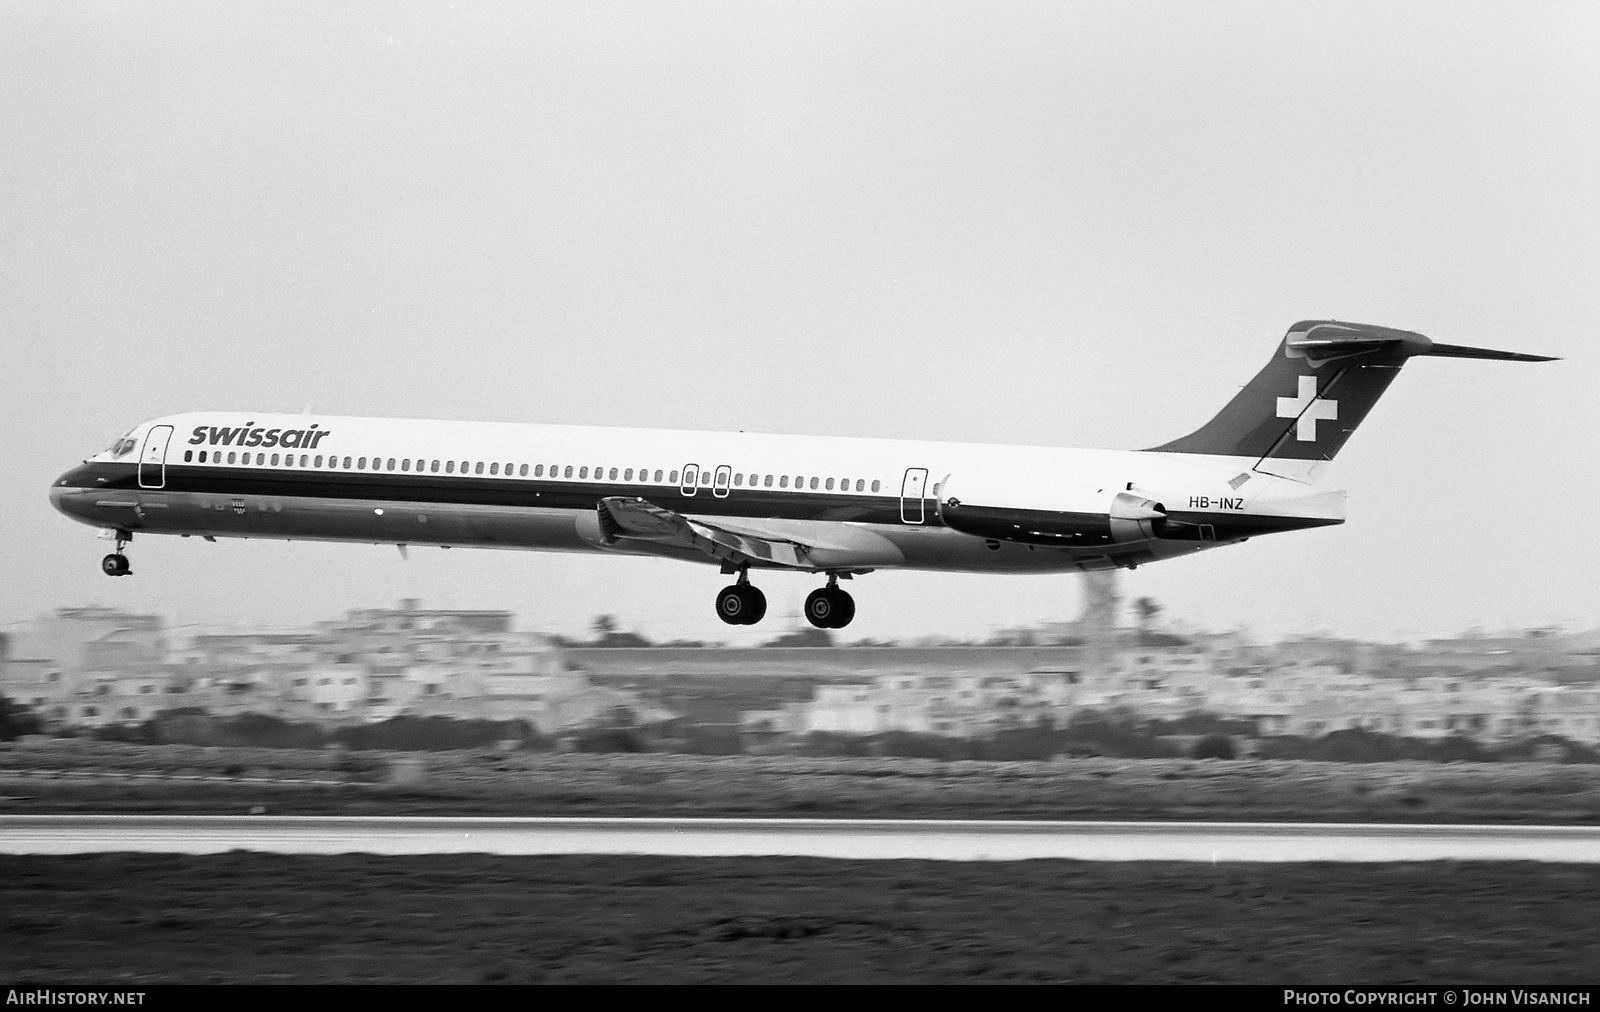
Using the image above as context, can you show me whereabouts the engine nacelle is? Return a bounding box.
[1107,492,1169,542]
[939,478,1169,547]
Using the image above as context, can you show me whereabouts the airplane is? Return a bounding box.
[50,321,1553,629]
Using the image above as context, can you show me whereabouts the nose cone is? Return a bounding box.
[50,464,107,527]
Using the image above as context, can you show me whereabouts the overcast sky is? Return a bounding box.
[3,1,1596,645]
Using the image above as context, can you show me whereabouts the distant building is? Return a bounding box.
[1,607,172,727]
[1,599,666,733]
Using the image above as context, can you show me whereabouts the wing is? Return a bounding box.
[593,497,903,572]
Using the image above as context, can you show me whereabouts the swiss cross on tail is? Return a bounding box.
[1276,375,1338,442]
[1147,320,1556,467]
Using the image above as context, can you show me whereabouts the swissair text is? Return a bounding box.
[188,423,330,450]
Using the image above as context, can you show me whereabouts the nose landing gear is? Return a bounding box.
[804,574,855,629]
[101,530,132,577]
[715,567,768,626]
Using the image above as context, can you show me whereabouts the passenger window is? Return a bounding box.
[871,480,880,493]
[825,478,834,490]
[701,472,711,486]
[184,451,194,462]
[609,468,618,480]
[358,457,367,469]
[624,468,633,481]
[387,458,396,471]
[780,476,789,488]
[229,452,237,464]
[446,461,455,474]
[654,469,664,482]
[314,455,322,467]
[489,463,499,475]
[519,464,528,476]
[669,470,679,483]
[400,459,410,471]
[763,475,773,487]
[564,466,573,478]
[430,460,440,473]
[271,453,281,466]
[855,479,864,492]
[579,467,588,479]
[301,455,309,467]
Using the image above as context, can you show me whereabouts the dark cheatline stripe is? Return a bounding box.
[60,463,938,528]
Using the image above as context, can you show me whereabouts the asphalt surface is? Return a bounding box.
[3,815,1599,861]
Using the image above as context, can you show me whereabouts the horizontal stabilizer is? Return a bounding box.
[1421,343,1560,363]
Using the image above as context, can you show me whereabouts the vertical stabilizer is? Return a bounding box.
[1147,321,1554,479]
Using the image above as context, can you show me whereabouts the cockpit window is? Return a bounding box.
[107,435,138,458]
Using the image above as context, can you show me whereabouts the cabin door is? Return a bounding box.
[900,467,928,524]
[138,425,174,489]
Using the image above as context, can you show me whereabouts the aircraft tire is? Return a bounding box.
[804,588,838,629]
[101,553,130,577]
[742,586,768,625]
[829,589,856,628]
[715,585,750,625]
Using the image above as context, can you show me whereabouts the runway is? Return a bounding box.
[2,816,1599,861]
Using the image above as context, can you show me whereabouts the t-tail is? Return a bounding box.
[1148,320,1556,479]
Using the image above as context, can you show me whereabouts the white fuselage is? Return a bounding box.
[51,411,1346,576]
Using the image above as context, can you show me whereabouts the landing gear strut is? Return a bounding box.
[804,574,855,629]
[714,567,768,625]
[101,530,132,577]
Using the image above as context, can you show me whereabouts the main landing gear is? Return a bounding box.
[715,570,768,626]
[713,569,856,629]
[101,530,132,577]
[804,575,855,630]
